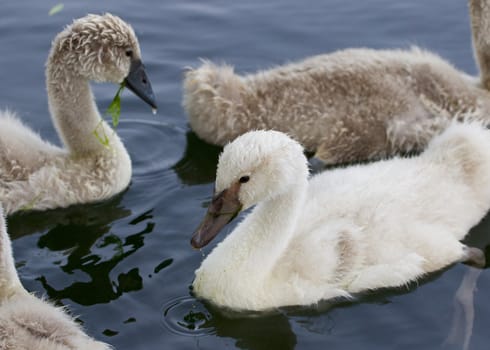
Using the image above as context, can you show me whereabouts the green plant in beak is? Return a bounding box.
[105,82,125,128]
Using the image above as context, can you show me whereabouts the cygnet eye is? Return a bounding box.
[125,49,133,57]
[239,176,250,184]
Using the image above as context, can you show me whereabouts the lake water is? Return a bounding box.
[1,0,490,349]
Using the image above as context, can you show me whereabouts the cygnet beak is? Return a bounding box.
[191,183,242,249]
[124,59,157,110]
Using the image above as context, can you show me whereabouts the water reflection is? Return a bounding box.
[8,197,156,306]
[213,312,296,350]
[161,296,297,349]
[445,267,481,350]
[444,217,490,350]
[172,131,222,185]
[8,194,130,239]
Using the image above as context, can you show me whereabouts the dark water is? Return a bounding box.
[1,0,489,349]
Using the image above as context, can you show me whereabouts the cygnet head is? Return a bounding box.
[48,13,156,109]
[191,130,308,248]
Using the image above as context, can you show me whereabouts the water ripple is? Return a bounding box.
[161,296,216,337]
[118,119,186,182]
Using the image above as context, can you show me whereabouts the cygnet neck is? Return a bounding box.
[231,177,308,280]
[46,52,118,156]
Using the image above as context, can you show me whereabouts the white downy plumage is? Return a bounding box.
[191,124,489,311]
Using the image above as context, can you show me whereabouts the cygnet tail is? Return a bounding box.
[183,60,246,144]
[0,203,24,299]
[184,60,244,104]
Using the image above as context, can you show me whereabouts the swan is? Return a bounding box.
[0,203,111,349]
[190,124,490,311]
[0,14,157,215]
[183,0,490,166]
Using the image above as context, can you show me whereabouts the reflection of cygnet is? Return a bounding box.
[446,267,482,350]
[0,203,111,349]
[0,14,157,214]
[191,125,489,311]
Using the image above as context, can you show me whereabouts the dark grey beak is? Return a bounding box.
[191,183,243,249]
[124,59,157,110]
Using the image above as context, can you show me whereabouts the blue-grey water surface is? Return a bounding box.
[1,1,490,349]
